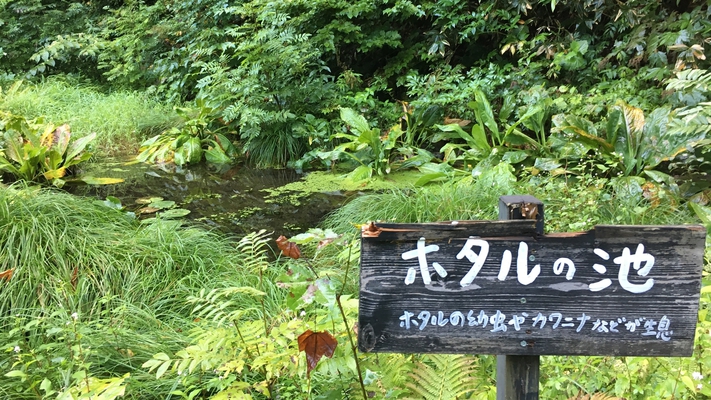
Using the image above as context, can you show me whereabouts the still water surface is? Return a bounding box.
[68,159,347,236]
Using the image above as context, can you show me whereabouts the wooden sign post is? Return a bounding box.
[497,195,544,400]
[358,195,706,399]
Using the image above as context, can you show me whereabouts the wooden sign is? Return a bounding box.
[358,221,706,357]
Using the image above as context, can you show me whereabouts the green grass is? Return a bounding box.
[324,174,698,234]
[323,175,514,233]
[244,125,308,168]
[0,184,293,399]
[0,77,180,157]
[0,183,284,319]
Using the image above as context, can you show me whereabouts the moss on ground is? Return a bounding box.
[262,170,424,204]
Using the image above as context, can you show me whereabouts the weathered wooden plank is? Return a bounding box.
[358,224,706,356]
[361,220,538,241]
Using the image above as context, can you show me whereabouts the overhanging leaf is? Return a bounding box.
[82,176,125,185]
[689,202,711,230]
[415,172,448,187]
[159,209,191,218]
[205,148,231,165]
[149,200,176,209]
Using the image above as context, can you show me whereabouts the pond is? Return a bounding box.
[66,158,350,237]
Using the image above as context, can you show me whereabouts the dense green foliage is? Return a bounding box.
[2,0,711,169]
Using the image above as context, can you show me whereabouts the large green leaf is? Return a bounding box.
[469,90,500,144]
[609,102,645,175]
[415,161,459,186]
[184,137,203,164]
[414,172,448,186]
[643,107,700,170]
[502,150,529,164]
[476,161,517,191]
[140,134,162,148]
[435,123,491,156]
[521,105,548,139]
[205,147,231,164]
[45,149,63,171]
[471,150,503,178]
[505,129,541,148]
[0,154,20,175]
[213,133,237,157]
[3,131,25,164]
[150,200,176,209]
[610,176,645,201]
[340,108,370,135]
[417,105,443,129]
[159,208,191,219]
[533,157,561,171]
[82,176,125,185]
[65,132,96,163]
[65,152,92,168]
[553,113,616,155]
[137,146,158,163]
[689,202,711,230]
[347,164,373,181]
[548,134,588,159]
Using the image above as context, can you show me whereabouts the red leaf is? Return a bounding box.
[298,330,337,377]
[71,266,78,290]
[0,268,14,282]
[276,235,301,259]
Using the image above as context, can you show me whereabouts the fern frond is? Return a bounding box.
[365,354,416,398]
[404,354,479,400]
[187,286,264,326]
[668,102,711,139]
[666,69,711,92]
[234,229,271,272]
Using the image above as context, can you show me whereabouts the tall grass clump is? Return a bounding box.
[0,184,293,398]
[323,177,513,233]
[325,173,697,235]
[0,77,180,156]
[0,183,277,320]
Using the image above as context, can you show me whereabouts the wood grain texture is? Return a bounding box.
[358,223,706,356]
[497,355,539,400]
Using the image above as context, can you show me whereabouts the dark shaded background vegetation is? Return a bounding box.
[2,0,710,169]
